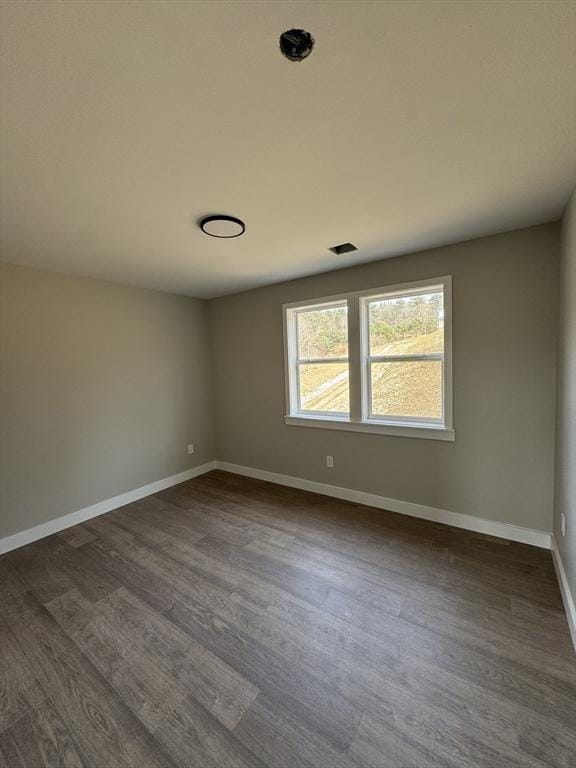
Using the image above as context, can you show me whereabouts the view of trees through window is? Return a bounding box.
[297,304,348,359]
[294,291,444,418]
[369,291,443,419]
[368,291,443,355]
[297,304,349,413]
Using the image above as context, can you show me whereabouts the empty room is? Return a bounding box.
[0,1,575,766]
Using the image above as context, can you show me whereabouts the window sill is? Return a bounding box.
[284,415,455,441]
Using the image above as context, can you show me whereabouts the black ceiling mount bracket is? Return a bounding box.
[279,29,315,62]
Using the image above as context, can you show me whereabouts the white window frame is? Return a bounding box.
[283,276,454,441]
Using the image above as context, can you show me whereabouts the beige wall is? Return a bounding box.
[0,264,215,538]
[554,191,576,602]
[0,223,562,541]
[209,224,559,533]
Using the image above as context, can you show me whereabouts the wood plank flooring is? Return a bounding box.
[1,469,574,767]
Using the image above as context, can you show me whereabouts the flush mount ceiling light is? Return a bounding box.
[199,215,245,238]
[279,29,315,62]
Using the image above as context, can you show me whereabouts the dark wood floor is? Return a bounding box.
[1,470,574,768]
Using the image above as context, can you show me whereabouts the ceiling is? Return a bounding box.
[1,1,574,299]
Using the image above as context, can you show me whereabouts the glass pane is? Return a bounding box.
[299,362,349,413]
[371,360,442,419]
[369,291,443,356]
[297,305,348,360]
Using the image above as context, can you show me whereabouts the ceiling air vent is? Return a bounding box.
[329,243,357,255]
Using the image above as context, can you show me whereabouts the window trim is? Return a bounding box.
[283,276,454,441]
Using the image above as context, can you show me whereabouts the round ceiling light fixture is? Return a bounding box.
[279,29,315,62]
[199,215,245,238]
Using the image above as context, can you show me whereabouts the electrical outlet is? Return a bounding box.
[561,513,566,537]
[187,444,195,455]
[326,455,334,468]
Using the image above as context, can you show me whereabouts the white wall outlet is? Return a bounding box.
[326,455,334,468]
[187,443,195,455]
[561,512,566,537]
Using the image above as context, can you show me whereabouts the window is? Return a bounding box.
[284,277,453,440]
[292,301,349,416]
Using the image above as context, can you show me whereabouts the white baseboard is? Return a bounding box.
[215,461,552,550]
[0,457,553,554]
[0,461,217,555]
[551,538,576,651]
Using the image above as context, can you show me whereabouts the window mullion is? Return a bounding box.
[347,295,362,422]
